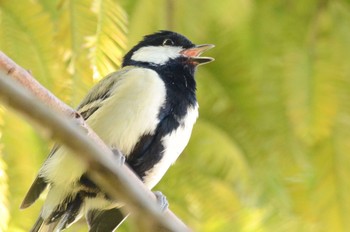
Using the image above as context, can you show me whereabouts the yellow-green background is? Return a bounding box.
[1,0,350,231]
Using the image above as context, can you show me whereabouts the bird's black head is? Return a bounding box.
[122,31,214,69]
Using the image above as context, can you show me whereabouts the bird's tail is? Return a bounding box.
[87,207,128,232]
[30,216,44,232]
[30,193,84,232]
[30,216,59,232]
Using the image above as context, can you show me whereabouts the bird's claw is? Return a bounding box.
[153,191,169,212]
[112,149,126,166]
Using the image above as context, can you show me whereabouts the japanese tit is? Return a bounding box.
[21,30,214,231]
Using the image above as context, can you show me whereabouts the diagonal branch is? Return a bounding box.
[0,51,190,232]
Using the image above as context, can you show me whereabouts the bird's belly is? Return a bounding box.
[143,105,198,189]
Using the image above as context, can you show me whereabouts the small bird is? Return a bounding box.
[21,30,214,231]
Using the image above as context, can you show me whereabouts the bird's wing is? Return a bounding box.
[20,68,133,209]
[20,145,60,209]
[77,67,133,120]
[86,208,128,232]
[28,216,44,232]
[20,176,47,209]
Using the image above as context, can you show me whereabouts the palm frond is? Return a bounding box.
[88,0,128,80]
[55,0,97,105]
[0,1,59,89]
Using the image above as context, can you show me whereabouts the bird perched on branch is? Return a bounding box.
[21,30,214,231]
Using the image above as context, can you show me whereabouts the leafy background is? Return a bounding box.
[1,0,350,231]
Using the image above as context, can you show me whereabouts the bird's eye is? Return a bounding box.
[162,39,174,46]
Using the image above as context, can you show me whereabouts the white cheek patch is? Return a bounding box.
[131,46,183,65]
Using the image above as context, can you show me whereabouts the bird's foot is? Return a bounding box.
[112,149,126,166]
[153,191,169,212]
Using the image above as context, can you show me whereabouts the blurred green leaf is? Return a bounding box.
[87,0,128,79]
[0,110,9,232]
[1,0,350,231]
[0,0,61,89]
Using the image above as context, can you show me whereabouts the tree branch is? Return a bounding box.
[0,51,190,232]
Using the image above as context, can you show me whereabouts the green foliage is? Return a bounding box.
[0,112,9,232]
[1,0,350,231]
[0,0,127,231]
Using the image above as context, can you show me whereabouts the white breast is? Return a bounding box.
[143,105,199,189]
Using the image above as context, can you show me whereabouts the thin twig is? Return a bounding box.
[0,52,76,118]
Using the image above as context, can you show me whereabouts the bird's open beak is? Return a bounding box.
[181,44,215,65]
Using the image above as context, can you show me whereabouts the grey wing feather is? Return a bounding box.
[77,67,132,120]
[30,216,59,232]
[20,176,47,209]
[21,68,131,210]
[20,144,61,209]
[87,208,128,232]
[29,216,44,232]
